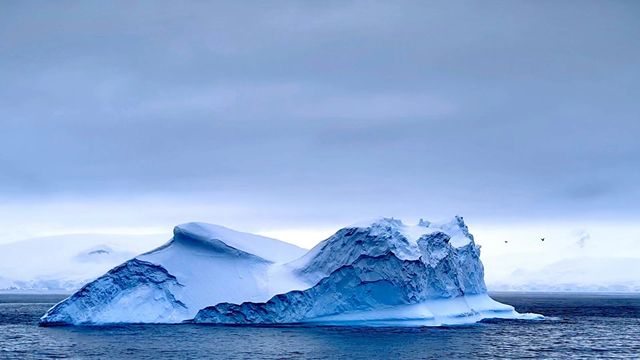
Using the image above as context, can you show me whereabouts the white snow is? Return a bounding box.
[172,222,306,263]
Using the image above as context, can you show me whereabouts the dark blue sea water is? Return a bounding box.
[1,293,638,359]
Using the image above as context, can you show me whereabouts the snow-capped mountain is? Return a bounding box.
[0,234,165,293]
[40,217,540,326]
[488,257,640,293]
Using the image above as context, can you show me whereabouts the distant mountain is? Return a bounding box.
[0,233,166,293]
[488,257,640,293]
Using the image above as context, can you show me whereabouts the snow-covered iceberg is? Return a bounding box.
[40,223,307,325]
[40,217,541,326]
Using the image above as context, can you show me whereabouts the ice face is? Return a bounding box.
[194,253,455,324]
[291,216,480,286]
[40,259,188,325]
[193,228,490,325]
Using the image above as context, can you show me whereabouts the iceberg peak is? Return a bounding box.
[348,216,472,247]
[173,222,223,242]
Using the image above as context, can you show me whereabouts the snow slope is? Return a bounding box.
[41,217,540,326]
[0,234,165,293]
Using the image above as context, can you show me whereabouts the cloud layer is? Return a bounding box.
[1,1,639,232]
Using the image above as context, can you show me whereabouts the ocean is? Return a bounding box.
[1,293,638,359]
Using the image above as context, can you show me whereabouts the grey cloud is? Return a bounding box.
[0,0,639,224]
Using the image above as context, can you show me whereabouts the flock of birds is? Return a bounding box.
[504,237,544,244]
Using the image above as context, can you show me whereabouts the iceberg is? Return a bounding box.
[41,217,541,326]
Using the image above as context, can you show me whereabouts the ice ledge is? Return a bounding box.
[170,223,270,262]
[348,215,472,248]
[173,222,231,243]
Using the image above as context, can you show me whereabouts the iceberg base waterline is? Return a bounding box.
[192,294,542,326]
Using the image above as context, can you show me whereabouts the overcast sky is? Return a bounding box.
[1,1,639,246]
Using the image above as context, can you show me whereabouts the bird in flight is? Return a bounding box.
[541,237,545,242]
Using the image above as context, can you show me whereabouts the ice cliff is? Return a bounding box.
[41,217,541,326]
